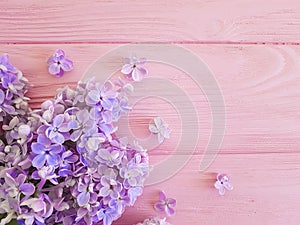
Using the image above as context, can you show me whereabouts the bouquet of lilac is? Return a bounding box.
[0,55,149,225]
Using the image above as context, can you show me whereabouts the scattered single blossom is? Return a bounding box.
[149,117,171,144]
[214,173,233,195]
[135,217,171,225]
[47,49,73,77]
[121,56,148,81]
[154,191,176,217]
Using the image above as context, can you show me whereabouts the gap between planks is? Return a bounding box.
[3,41,300,45]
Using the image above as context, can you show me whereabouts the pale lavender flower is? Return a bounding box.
[214,173,233,195]
[40,100,65,123]
[43,114,70,144]
[154,191,176,217]
[96,148,122,167]
[99,176,122,199]
[85,81,116,111]
[121,56,148,81]
[149,117,171,144]
[4,173,35,198]
[68,109,97,142]
[108,188,130,213]
[31,166,58,190]
[47,49,73,77]
[77,127,106,158]
[120,167,143,189]
[19,194,53,225]
[75,177,98,207]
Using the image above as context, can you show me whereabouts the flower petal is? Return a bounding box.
[60,59,73,71]
[224,182,233,191]
[77,192,90,207]
[53,114,65,127]
[149,124,158,133]
[159,191,167,201]
[167,198,176,207]
[214,181,222,189]
[19,183,35,196]
[48,63,60,75]
[32,154,46,168]
[47,154,59,166]
[154,202,165,212]
[31,142,45,154]
[121,64,133,75]
[218,186,226,195]
[131,68,144,81]
[165,206,175,216]
[52,133,65,144]
[20,198,45,212]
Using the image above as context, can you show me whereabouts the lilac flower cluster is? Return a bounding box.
[135,217,171,225]
[0,54,149,225]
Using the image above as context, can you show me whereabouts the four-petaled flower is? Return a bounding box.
[149,117,171,144]
[121,56,148,82]
[44,114,70,144]
[76,177,98,207]
[97,207,118,225]
[4,173,35,198]
[99,176,122,199]
[154,191,176,216]
[214,173,233,195]
[31,136,63,169]
[47,49,73,77]
[85,81,117,110]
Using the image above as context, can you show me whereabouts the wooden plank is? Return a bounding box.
[115,153,300,225]
[1,44,300,156]
[1,0,300,43]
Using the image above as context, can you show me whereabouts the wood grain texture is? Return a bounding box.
[1,44,300,156]
[1,0,300,43]
[2,1,300,224]
[115,153,300,225]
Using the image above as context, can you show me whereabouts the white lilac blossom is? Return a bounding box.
[214,173,233,195]
[135,217,171,225]
[121,56,148,82]
[149,117,171,144]
[0,54,150,225]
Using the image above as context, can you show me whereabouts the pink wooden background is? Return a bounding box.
[2,0,300,224]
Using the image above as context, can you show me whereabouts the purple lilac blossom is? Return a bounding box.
[31,136,63,169]
[47,49,73,77]
[154,191,176,217]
